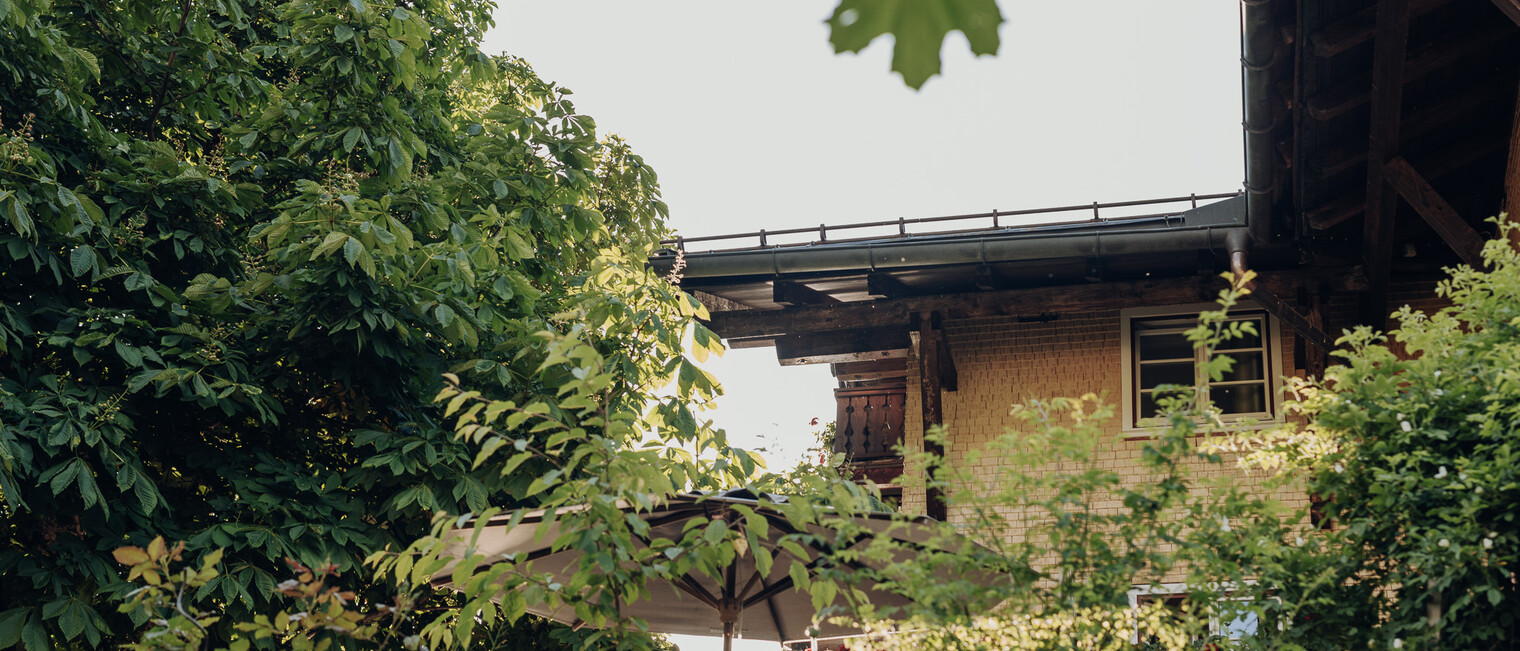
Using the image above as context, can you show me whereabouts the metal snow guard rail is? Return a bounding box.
[661,191,1244,253]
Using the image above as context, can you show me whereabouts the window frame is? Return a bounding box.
[1119,303,1284,433]
[1127,581,1263,643]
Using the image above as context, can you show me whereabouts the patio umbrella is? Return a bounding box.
[439,489,950,651]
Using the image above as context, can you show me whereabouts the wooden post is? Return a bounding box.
[1361,0,1412,326]
[1504,79,1520,248]
[917,311,947,521]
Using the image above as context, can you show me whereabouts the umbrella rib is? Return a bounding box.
[675,574,722,608]
[757,576,789,639]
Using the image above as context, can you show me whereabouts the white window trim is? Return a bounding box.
[1119,303,1284,433]
[1127,581,1263,643]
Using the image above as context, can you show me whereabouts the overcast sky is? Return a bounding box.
[482,2,1243,649]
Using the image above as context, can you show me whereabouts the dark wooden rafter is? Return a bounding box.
[772,280,839,306]
[1307,0,1450,57]
[831,358,908,382]
[1306,21,1510,121]
[1492,0,1520,27]
[705,272,1366,342]
[1313,84,1503,182]
[1308,130,1506,230]
[774,327,909,366]
[1383,157,1487,267]
[1361,0,1413,325]
[866,273,911,299]
[915,311,947,522]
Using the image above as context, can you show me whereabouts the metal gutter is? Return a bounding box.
[654,196,1250,280]
[1241,0,1279,245]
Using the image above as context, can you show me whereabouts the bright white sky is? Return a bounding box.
[482,2,1243,649]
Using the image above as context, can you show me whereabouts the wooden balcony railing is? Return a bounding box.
[833,386,906,461]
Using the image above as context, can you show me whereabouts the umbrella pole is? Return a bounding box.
[722,620,734,651]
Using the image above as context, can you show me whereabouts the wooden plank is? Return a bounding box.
[1306,22,1510,121]
[917,311,946,521]
[831,359,908,382]
[1247,282,1337,353]
[1312,84,1501,181]
[1492,0,1520,27]
[1308,131,1506,230]
[1383,157,1487,267]
[936,328,958,393]
[704,272,1364,341]
[1307,0,1450,58]
[1506,80,1520,236]
[1361,0,1413,325]
[866,273,912,299]
[775,327,909,366]
[772,280,839,306]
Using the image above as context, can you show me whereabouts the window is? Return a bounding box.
[1120,306,1281,430]
[1129,583,1261,644]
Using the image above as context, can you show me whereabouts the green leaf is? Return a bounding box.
[342,127,363,152]
[827,0,1003,89]
[335,24,355,42]
[20,615,46,651]
[343,236,362,265]
[313,231,348,259]
[0,609,29,649]
[69,245,96,278]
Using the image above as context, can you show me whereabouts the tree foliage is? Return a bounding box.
[1234,220,1520,650]
[0,0,722,647]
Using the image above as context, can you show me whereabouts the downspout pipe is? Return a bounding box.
[1242,0,1279,246]
[1228,235,1337,352]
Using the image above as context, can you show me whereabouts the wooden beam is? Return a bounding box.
[917,312,947,522]
[1312,84,1501,181]
[1306,22,1510,121]
[1307,0,1450,58]
[936,328,958,392]
[1383,157,1487,267]
[1492,0,1520,27]
[1361,0,1413,325]
[772,280,838,306]
[775,327,909,366]
[1308,130,1506,230]
[866,273,911,299]
[1506,80,1520,235]
[705,272,1364,341]
[1248,282,1336,353]
[831,359,908,383]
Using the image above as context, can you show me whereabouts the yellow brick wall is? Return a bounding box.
[898,305,1311,579]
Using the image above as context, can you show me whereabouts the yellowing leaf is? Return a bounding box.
[112,546,149,566]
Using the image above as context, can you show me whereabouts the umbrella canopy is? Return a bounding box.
[441,489,947,649]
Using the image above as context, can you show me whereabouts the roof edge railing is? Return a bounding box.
[662,191,1243,254]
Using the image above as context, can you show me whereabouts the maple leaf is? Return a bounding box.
[827,0,1004,90]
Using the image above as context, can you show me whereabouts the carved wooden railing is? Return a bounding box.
[833,387,906,461]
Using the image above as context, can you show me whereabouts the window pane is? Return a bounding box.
[1217,319,1263,350]
[1211,384,1267,414]
[1140,362,1194,389]
[1139,392,1160,418]
[1137,332,1193,360]
[1218,352,1265,382]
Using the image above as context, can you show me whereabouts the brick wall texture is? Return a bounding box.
[895,282,1448,580]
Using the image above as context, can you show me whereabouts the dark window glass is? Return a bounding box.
[1218,352,1265,383]
[1210,384,1266,414]
[1136,332,1194,360]
[1140,362,1195,389]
